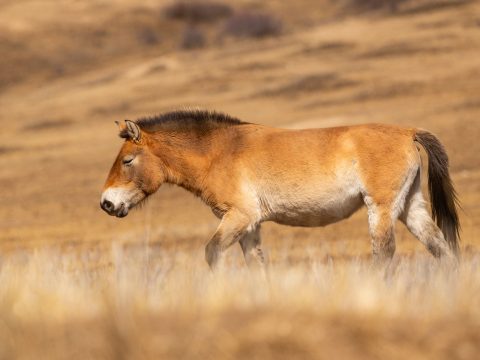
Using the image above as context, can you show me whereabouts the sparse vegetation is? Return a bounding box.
[180,26,206,49]
[222,12,283,38]
[0,146,19,155]
[259,73,358,97]
[344,0,471,14]
[345,0,410,12]
[136,27,161,46]
[163,1,233,23]
[23,118,72,131]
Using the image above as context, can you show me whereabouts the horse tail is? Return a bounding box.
[414,130,460,255]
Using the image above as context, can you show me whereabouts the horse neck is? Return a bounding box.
[150,129,221,198]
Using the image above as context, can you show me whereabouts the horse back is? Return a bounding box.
[214,123,419,223]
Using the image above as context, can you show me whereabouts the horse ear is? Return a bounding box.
[125,120,141,143]
[115,120,125,131]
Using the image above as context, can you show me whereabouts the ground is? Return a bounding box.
[0,0,479,359]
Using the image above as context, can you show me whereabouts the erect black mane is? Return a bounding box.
[119,110,248,138]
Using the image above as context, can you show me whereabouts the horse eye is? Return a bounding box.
[123,156,135,165]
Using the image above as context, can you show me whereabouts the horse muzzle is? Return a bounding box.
[100,187,134,218]
[100,199,129,217]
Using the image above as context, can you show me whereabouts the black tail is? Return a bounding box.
[415,130,460,254]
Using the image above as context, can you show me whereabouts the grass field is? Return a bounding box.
[1,0,480,358]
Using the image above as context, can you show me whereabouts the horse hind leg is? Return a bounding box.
[400,173,455,260]
[364,166,419,266]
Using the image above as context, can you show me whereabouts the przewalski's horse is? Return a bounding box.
[100,110,460,269]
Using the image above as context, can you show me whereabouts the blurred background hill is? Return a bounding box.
[1,0,478,254]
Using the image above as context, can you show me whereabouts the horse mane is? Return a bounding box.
[119,110,248,138]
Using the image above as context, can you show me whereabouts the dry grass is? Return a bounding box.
[1,246,479,359]
[1,0,480,358]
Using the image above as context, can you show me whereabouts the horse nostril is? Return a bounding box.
[102,200,114,213]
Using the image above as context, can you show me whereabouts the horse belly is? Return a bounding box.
[264,173,364,227]
[271,194,363,227]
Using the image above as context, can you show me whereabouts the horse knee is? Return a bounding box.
[372,236,396,264]
[239,228,265,268]
[205,210,256,270]
[205,237,221,269]
[367,205,396,264]
[243,244,265,266]
[402,200,455,259]
[425,228,455,260]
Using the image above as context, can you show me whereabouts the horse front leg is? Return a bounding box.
[205,210,255,270]
[239,224,265,271]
